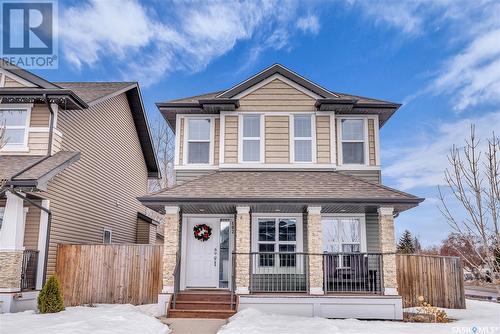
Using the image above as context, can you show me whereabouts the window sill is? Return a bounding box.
[0,146,29,153]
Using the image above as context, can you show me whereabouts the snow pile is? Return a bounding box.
[0,304,169,334]
[218,300,500,334]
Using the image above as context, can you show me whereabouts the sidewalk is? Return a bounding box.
[161,318,227,334]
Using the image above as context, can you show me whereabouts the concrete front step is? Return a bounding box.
[175,293,232,303]
[168,309,236,319]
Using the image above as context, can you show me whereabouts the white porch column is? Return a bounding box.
[307,206,324,295]
[158,206,180,316]
[235,206,250,294]
[0,191,25,292]
[36,200,50,290]
[378,206,398,295]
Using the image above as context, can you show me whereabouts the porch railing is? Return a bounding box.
[171,253,181,308]
[249,252,309,293]
[323,252,382,294]
[21,250,39,291]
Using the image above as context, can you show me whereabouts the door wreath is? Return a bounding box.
[193,224,212,242]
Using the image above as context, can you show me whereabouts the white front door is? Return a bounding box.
[185,217,219,288]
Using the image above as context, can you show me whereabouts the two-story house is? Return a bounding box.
[0,62,160,313]
[140,64,423,320]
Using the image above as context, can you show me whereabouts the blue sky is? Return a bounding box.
[32,0,500,246]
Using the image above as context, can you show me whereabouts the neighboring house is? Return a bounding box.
[0,62,160,313]
[140,64,424,320]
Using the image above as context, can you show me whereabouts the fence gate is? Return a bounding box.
[56,244,163,306]
[396,254,465,309]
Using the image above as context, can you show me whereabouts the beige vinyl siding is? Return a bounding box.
[265,116,289,163]
[23,203,41,250]
[368,119,376,165]
[178,118,185,165]
[224,115,238,163]
[365,212,380,252]
[51,131,63,154]
[238,79,316,111]
[214,118,220,165]
[136,219,156,244]
[30,105,50,127]
[175,169,215,185]
[4,76,27,88]
[316,115,331,163]
[43,93,149,276]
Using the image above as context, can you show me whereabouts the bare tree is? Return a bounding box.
[438,125,500,280]
[149,113,175,192]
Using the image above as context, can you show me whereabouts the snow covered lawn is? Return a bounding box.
[218,300,500,334]
[0,304,169,334]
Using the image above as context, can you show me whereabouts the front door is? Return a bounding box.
[185,217,220,288]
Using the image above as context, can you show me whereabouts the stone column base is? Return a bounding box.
[157,293,172,316]
[309,287,324,295]
[235,287,249,295]
[0,250,23,292]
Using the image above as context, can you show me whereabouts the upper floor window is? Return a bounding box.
[0,108,29,148]
[293,115,313,162]
[341,119,365,164]
[187,118,211,164]
[242,115,261,162]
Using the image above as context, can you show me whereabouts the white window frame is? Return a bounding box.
[238,114,264,163]
[290,114,316,163]
[251,213,304,274]
[103,228,112,244]
[183,116,214,166]
[338,117,369,166]
[0,104,32,152]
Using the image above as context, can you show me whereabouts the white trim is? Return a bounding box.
[321,213,367,253]
[0,105,32,151]
[174,164,219,170]
[28,127,63,137]
[307,206,321,215]
[238,114,264,164]
[373,115,381,166]
[329,112,336,164]
[51,103,58,128]
[36,200,50,290]
[0,69,37,88]
[0,73,5,87]
[236,206,250,214]
[174,163,381,171]
[290,114,316,164]
[165,206,180,215]
[378,207,394,216]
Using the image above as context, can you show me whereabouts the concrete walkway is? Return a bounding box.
[160,318,227,334]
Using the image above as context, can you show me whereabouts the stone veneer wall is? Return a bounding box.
[235,207,250,293]
[307,207,323,294]
[0,251,23,290]
[163,208,180,291]
[378,207,398,295]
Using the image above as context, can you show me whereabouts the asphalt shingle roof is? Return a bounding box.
[54,82,135,104]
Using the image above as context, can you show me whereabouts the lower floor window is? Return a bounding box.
[257,217,298,268]
[322,217,361,253]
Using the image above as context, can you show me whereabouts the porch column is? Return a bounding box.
[307,206,324,295]
[235,206,250,294]
[162,206,180,293]
[0,191,25,292]
[378,206,398,295]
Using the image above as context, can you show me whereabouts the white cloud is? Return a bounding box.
[384,112,500,190]
[296,14,320,35]
[60,0,310,86]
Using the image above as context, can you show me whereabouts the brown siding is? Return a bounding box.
[214,118,220,165]
[44,93,149,276]
[23,203,41,250]
[224,116,238,163]
[239,79,316,111]
[136,219,156,244]
[265,116,289,163]
[316,115,330,163]
[368,119,377,165]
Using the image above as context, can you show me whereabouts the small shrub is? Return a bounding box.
[37,275,65,313]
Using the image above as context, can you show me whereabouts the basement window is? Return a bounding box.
[103,228,112,244]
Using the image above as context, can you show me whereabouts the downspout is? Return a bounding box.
[8,188,52,286]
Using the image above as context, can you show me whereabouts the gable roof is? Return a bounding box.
[139,171,423,213]
[0,63,160,178]
[158,64,401,131]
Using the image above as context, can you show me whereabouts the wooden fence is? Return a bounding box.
[56,244,163,306]
[396,254,465,309]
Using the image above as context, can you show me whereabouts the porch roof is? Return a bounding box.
[0,151,80,191]
[139,171,424,214]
